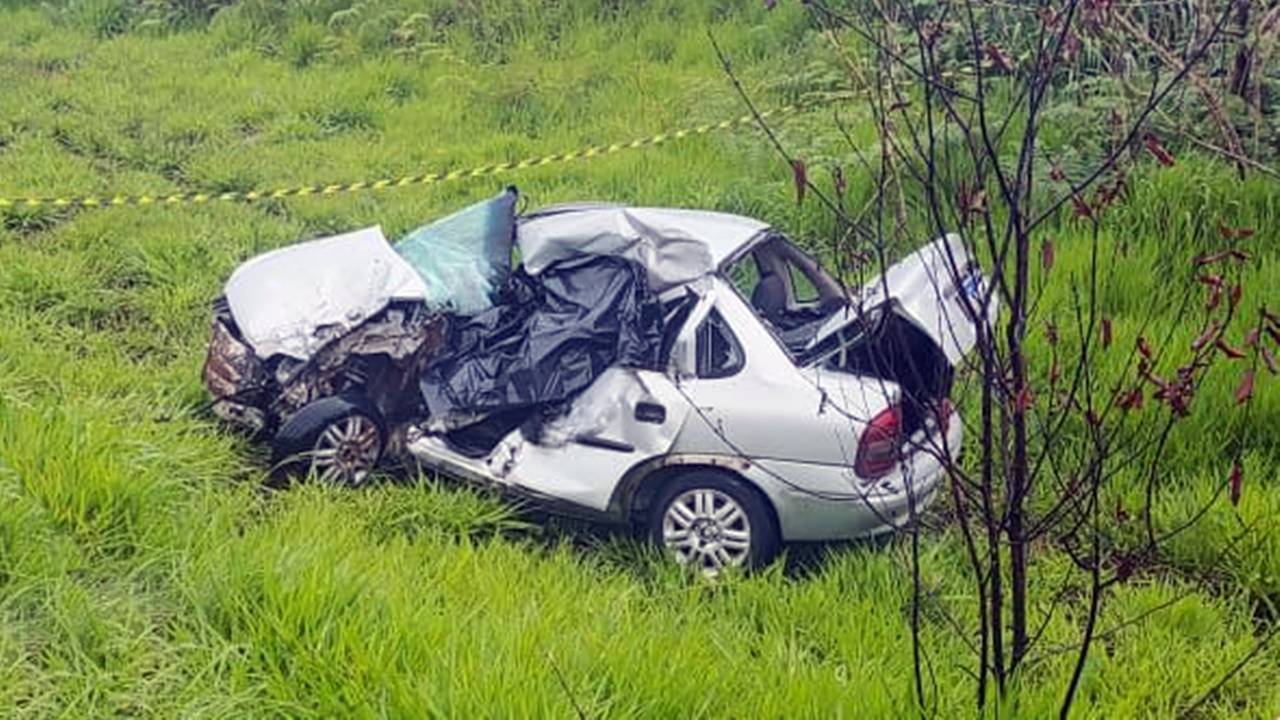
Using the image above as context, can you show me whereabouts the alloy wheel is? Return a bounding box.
[309,414,381,486]
[661,488,753,573]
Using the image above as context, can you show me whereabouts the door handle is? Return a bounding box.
[634,401,666,424]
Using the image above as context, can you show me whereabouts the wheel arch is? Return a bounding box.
[269,392,387,480]
[611,454,782,536]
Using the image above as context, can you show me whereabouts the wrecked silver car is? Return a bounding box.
[204,188,993,571]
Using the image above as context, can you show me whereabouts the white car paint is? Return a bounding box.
[518,205,769,286]
[407,207,991,542]
[224,226,429,360]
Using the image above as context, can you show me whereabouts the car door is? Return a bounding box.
[484,343,695,514]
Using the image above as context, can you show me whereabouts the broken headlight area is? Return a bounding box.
[202,296,448,437]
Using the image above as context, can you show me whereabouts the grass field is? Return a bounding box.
[1,1,1278,717]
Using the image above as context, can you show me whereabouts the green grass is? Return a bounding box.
[1,2,1278,717]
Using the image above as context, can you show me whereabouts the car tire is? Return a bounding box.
[270,395,386,487]
[649,471,780,573]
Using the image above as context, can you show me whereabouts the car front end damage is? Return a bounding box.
[202,297,448,438]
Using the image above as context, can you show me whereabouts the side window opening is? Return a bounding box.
[728,253,762,300]
[695,310,744,379]
[786,260,820,304]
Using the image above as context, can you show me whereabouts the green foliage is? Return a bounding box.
[0,2,1277,717]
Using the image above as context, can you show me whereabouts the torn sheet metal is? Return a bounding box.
[418,256,664,419]
[268,302,447,421]
[224,226,428,360]
[394,186,517,315]
[517,206,768,291]
[203,298,447,434]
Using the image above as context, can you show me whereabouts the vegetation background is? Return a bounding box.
[0,0,1277,716]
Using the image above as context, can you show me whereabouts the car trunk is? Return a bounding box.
[810,309,953,436]
[797,234,990,436]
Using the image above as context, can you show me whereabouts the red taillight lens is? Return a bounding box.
[855,404,903,479]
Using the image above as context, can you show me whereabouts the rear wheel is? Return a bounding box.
[271,395,385,487]
[649,471,779,574]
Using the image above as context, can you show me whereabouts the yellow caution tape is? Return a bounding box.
[0,105,802,210]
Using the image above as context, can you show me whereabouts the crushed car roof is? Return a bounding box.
[517,205,771,291]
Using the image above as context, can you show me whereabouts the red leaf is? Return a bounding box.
[1041,238,1055,273]
[1229,462,1243,506]
[1050,164,1066,183]
[1044,320,1059,346]
[1100,317,1112,348]
[984,42,1015,73]
[791,158,807,205]
[1206,284,1223,311]
[1217,220,1256,240]
[1137,336,1153,359]
[1262,345,1279,375]
[1191,322,1219,351]
[763,0,777,9]
[1114,497,1130,522]
[1230,284,1242,308]
[833,165,846,197]
[1117,387,1144,411]
[1060,31,1082,63]
[1216,338,1247,360]
[1195,250,1232,266]
[956,183,987,221]
[1071,194,1093,219]
[1143,133,1176,167]
[1235,369,1255,405]
[1245,327,1261,348]
[1014,385,1034,412]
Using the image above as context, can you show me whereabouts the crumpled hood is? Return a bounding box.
[224,226,428,360]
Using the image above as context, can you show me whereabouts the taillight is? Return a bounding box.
[855,404,903,479]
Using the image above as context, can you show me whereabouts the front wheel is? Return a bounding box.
[270,395,386,487]
[649,471,779,574]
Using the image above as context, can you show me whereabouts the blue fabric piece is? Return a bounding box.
[394,187,517,315]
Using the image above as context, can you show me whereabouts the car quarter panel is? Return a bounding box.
[744,412,962,541]
[669,279,888,467]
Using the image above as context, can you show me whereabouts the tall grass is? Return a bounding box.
[0,1,1277,717]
